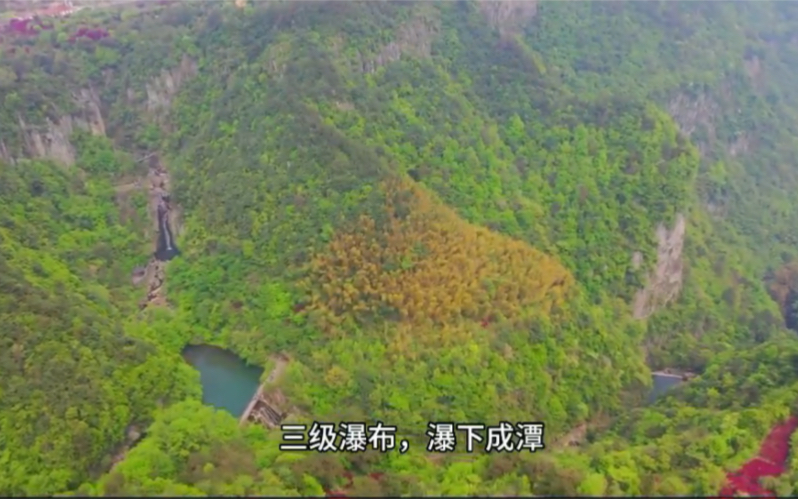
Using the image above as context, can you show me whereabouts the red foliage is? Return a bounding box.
[1,16,111,47]
[719,415,798,498]
[2,14,54,37]
[68,26,109,42]
[7,18,40,36]
[327,416,797,498]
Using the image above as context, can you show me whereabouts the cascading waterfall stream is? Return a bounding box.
[158,200,173,252]
[135,154,179,310]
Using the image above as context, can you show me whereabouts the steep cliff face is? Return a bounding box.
[144,54,199,128]
[665,82,757,162]
[1,56,197,166]
[478,0,538,38]
[633,214,687,319]
[358,15,440,73]
[3,53,197,314]
[666,91,719,158]
[6,87,105,166]
[14,115,77,166]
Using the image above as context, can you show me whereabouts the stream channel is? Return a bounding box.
[138,157,262,418]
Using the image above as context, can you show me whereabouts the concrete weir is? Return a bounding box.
[239,355,290,428]
[239,384,265,425]
[239,386,286,428]
[651,368,696,381]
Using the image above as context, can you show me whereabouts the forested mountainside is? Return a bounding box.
[4,0,798,496]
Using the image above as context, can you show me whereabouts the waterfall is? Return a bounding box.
[160,204,172,251]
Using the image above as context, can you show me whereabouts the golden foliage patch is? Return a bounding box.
[303,179,573,335]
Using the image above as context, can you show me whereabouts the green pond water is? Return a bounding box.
[648,373,682,403]
[182,344,263,418]
[183,344,680,417]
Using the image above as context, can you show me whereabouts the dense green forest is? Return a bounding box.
[5,0,798,496]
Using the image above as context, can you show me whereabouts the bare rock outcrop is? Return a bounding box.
[5,56,196,166]
[478,0,538,38]
[359,15,440,73]
[73,86,107,136]
[145,54,198,125]
[743,53,766,92]
[17,115,77,166]
[0,139,13,164]
[131,266,147,286]
[141,258,167,308]
[667,82,756,160]
[727,133,751,158]
[109,425,145,471]
[666,91,717,158]
[15,86,106,166]
[633,213,687,319]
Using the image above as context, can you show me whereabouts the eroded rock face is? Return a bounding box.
[0,140,12,164]
[633,213,687,319]
[358,15,440,74]
[478,0,538,38]
[17,115,77,166]
[15,86,106,166]
[4,57,197,166]
[666,91,717,159]
[666,81,755,160]
[145,54,198,125]
[141,258,167,309]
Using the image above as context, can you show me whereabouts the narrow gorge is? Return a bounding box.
[134,153,179,310]
[112,153,179,470]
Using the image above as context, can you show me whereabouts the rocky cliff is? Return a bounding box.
[1,53,197,166]
[633,214,687,319]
